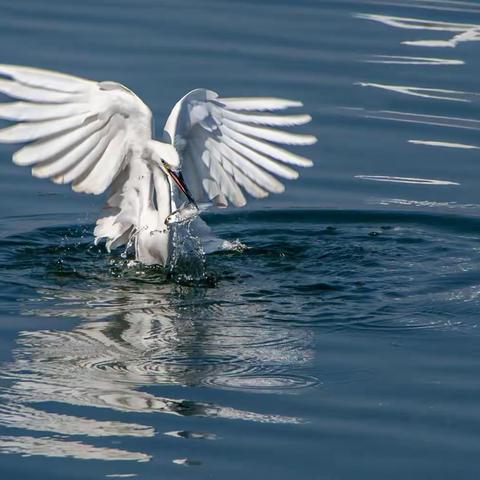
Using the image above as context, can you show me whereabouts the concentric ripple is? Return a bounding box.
[203,373,320,392]
[1,208,480,467]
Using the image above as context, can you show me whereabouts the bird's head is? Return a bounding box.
[148,141,196,206]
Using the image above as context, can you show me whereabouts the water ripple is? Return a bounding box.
[346,107,480,131]
[408,139,479,149]
[1,209,480,467]
[363,55,464,65]
[0,435,150,462]
[357,82,479,102]
[355,175,459,185]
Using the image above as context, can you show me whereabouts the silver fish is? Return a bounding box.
[165,203,199,226]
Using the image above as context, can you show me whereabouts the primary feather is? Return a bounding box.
[163,88,316,207]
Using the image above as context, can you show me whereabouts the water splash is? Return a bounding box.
[168,219,209,285]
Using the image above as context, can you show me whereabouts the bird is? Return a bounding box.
[0,64,316,266]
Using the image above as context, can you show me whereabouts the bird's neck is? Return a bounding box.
[135,166,174,265]
[152,166,175,222]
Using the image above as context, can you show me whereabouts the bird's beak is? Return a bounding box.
[164,165,197,206]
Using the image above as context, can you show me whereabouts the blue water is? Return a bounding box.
[1,0,480,478]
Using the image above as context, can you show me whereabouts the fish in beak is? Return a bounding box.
[163,164,199,226]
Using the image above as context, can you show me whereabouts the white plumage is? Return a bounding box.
[0,64,316,265]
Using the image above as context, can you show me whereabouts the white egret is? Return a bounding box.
[0,65,316,265]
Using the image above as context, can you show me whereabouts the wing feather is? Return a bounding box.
[207,142,246,206]
[221,125,313,167]
[0,101,89,121]
[214,141,284,193]
[0,79,79,103]
[31,123,108,177]
[217,107,312,126]
[15,117,107,166]
[217,97,303,111]
[221,134,299,179]
[188,130,227,205]
[209,151,246,207]
[208,139,268,199]
[73,127,127,194]
[0,113,92,143]
[0,64,153,199]
[164,89,315,207]
[53,127,112,185]
[222,118,316,145]
[0,64,91,93]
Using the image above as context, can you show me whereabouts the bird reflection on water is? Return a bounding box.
[0,263,314,463]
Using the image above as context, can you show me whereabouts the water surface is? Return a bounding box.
[1,0,480,479]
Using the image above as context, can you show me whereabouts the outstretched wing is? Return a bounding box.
[163,88,316,207]
[0,64,153,195]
